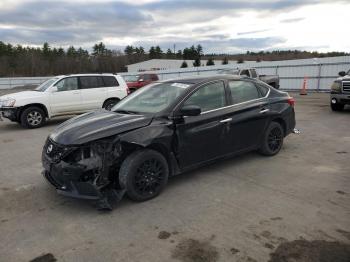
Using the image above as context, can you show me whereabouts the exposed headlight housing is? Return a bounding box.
[0,98,16,107]
[331,81,341,92]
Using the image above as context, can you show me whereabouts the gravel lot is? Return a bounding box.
[0,92,349,262]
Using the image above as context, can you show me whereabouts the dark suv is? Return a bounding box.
[42,75,296,209]
[124,73,159,93]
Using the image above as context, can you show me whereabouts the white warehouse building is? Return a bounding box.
[127,59,240,72]
[123,56,350,91]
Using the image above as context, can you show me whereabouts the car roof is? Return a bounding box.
[162,74,246,84]
[57,73,117,78]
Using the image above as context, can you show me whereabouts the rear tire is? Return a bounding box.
[20,106,46,128]
[331,103,344,111]
[119,149,169,202]
[103,99,119,111]
[258,122,284,156]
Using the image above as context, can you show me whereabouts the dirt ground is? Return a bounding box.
[0,92,349,262]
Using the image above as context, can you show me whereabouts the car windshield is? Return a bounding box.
[123,75,139,82]
[35,78,58,92]
[112,82,192,114]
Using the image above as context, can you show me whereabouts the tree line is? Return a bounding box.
[0,40,348,77]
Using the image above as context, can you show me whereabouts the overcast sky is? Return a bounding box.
[0,0,349,54]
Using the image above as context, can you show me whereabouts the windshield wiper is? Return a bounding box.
[114,110,139,115]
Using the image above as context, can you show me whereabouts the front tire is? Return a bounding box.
[331,103,344,111]
[20,107,46,128]
[259,122,284,156]
[119,149,169,202]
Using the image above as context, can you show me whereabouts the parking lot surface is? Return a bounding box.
[0,92,349,262]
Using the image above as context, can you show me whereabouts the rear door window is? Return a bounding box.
[228,81,261,104]
[102,76,119,87]
[80,76,104,89]
[184,81,226,112]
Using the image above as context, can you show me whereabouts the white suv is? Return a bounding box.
[0,74,128,128]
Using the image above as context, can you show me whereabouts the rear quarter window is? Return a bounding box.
[103,76,119,87]
[228,80,261,104]
[257,83,270,96]
[80,76,104,89]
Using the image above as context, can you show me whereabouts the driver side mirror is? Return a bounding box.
[180,105,201,116]
[338,71,346,77]
[50,86,58,93]
[138,78,144,82]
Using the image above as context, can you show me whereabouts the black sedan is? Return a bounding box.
[42,75,296,209]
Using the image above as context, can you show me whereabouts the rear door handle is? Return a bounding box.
[220,118,232,123]
[260,109,269,114]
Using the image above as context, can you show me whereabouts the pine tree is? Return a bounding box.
[206,58,215,66]
[180,61,188,68]
[149,46,156,59]
[222,57,228,65]
[193,58,201,67]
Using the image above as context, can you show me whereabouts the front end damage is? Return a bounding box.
[42,137,127,210]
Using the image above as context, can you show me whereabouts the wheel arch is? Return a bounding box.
[120,141,177,177]
[271,117,286,136]
[18,103,49,119]
[102,97,120,108]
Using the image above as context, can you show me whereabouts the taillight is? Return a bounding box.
[126,87,131,95]
[287,97,295,107]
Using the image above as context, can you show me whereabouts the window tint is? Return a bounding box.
[258,83,269,96]
[184,81,226,112]
[240,70,250,77]
[55,77,78,92]
[251,69,257,78]
[103,76,119,87]
[228,81,260,104]
[143,75,151,80]
[80,76,104,89]
[151,75,159,81]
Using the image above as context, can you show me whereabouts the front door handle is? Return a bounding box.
[260,108,269,114]
[73,91,80,94]
[220,118,232,123]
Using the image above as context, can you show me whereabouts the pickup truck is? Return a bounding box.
[330,70,350,111]
[218,68,280,89]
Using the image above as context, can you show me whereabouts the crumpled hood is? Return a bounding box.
[0,91,44,101]
[50,110,153,145]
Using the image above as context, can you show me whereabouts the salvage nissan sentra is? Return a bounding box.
[42,75,296,210]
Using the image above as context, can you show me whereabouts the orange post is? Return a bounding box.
[300,76,308,95]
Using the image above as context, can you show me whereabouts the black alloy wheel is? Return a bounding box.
[258,122,284,156]
[267,126,283,152]
[119,149,169,201]
[134,158,165,197]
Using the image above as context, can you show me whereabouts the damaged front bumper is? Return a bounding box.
[42,155,102,200]
[0,107,19,121]
[41,138,125,209]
